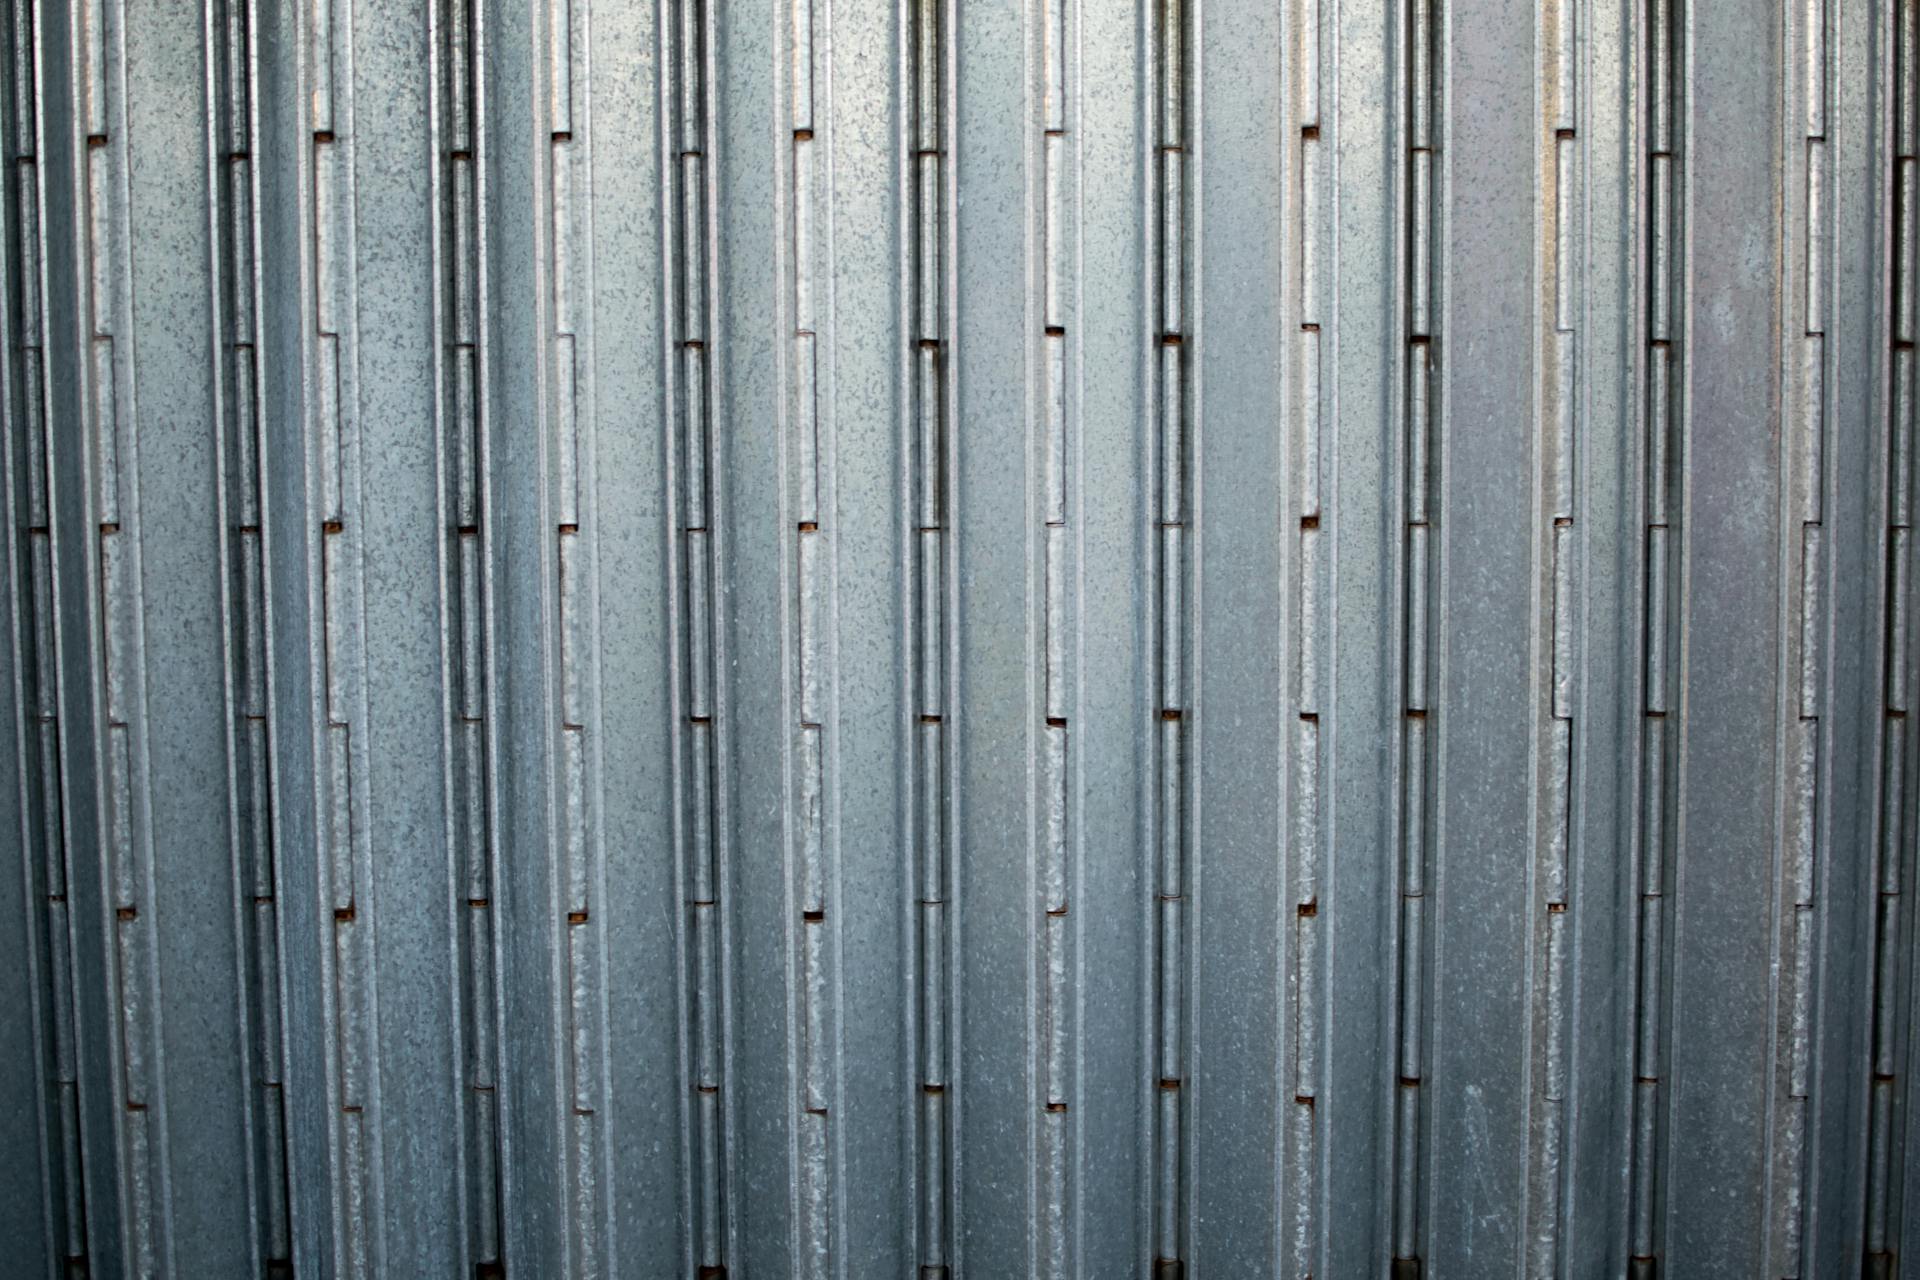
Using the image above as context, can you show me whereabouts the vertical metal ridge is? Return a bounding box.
[5,0,90,1264]
[1866,1,1914,1271]
[1773,0,1828,1270]
[1391,0,1438,1270]
[301,0,378,1265]
[1288,0,1325,1270]
[545,0,611,1270]
[1037,0,1073,1270]
[1529,0,1577,1271]
[77,0,168,1266]
[0,9,54,1268]
[666,0,727,1269]
[788,0,834,1268]
[0,137,59,1280]
[1149,0,1190,1269]
[436,0,503,1268]
[909,0,953,1269]
[211,0,292,1268]
[1628,0,1681,1268]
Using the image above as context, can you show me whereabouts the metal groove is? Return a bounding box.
[1036,0,1073,1270]
[1628,0,1682,1268]
[12,1,80,1274]
[545,0,615,1270]
[1773,0,1828,1270]
[4,0,91,1263]
[1390,0,1438,1270]
[548,0,615,1270]
[1149,0,1189,1271]
[665,0,727,1268]
[435,0,503,1267]
[303,0,379,1261]
[80,0,167,1266]
[1866,1,1915,1273]
[1288,0,1325,1269]
[787,0,833,1267]
[1529,0,1578,1269]
[908,0,953,1270]
[210,0,292,1268]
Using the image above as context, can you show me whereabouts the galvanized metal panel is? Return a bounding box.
[5,0,1920,1276]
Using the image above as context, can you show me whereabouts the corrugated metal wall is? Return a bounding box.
[3,0,1919,1274]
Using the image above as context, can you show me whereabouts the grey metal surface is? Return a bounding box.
[3,0,1919,1275]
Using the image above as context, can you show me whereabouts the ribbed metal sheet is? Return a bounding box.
[2,0,1918,1275]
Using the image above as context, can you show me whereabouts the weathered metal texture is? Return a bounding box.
[2,0,1918,1275]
